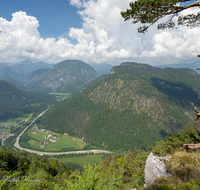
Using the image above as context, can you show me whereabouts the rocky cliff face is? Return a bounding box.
[27,60,99,93]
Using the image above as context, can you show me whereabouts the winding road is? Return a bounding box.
[14,109,113,156]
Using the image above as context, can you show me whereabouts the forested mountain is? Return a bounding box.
[2,77,26,90]
[0,80,56,121]
[37,62,200,151]
[26,60,99,93]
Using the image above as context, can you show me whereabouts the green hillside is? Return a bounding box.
[2,77,25,90]
[0,80,56,121]
[37,62,200,151]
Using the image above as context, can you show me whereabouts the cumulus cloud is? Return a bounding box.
[69,0,83,8]
[0,1,200,65]
[142,7,200,60]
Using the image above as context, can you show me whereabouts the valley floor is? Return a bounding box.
[13,109,113,156]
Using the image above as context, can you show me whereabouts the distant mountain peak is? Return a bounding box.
[27,59,99,93]
[53,59,88,68]
[16,59,33,65]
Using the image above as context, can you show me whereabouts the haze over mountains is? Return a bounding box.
[0,59,114,93]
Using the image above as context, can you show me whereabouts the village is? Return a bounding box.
[0,122,22,146]
[31,124,80,148]
[39,134,59,148]
[30,123,59,148]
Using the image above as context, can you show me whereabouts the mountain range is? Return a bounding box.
[0,59,54,78]
[36,62,200,151]
[0,60,100,93]
[156,60,200,74]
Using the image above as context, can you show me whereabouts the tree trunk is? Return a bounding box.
[181,101,200,150]
[181,143,200,150]
[188,101,200,136]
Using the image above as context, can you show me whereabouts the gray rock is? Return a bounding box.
[144,153,171,188]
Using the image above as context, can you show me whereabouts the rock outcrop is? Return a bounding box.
[144,153,171,188]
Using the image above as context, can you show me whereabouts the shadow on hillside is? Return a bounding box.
[160,129,168,138]
[151,77,200,108]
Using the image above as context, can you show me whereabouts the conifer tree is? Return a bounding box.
[121,0,200,33]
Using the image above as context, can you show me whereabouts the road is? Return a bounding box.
[14,108,113,156]
[2,133,14,146]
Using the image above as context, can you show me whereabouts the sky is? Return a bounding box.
[0,0,200,66]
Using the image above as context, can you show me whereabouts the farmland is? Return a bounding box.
[27,128,86,151]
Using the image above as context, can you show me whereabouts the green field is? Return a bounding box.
[53,154,104,166]
[48,93,70,102]
[27,129,86,151]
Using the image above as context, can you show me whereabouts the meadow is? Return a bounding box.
[27,129,86,151]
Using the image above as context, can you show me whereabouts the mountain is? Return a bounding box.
[26,60,99,93]
[25,68,51,85]
[4,68,51,87]
[0,59,55,82]
[156,60,200,74]
[7,59,54,75]
[89,63,114,75]
[0,80,55,121]
[0,63,14,79]
[37,62,200,151]
[1,77,25,90]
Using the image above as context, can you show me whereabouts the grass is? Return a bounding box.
[54,154,104,166]
[27,129,86,151]
[28,130,47,141]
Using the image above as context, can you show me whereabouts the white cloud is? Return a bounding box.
[0,2,200,65]
[69,0,83,8]
[142,7,200,60]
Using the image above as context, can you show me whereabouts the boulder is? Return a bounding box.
[144,153,171,188]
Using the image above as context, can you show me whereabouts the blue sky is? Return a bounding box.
[0,0,82,39]
[0,0,199,65]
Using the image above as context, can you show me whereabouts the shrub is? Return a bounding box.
[148,151,200,190]
[152,121,200,156]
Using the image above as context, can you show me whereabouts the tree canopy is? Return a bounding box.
[121,0,200,33]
